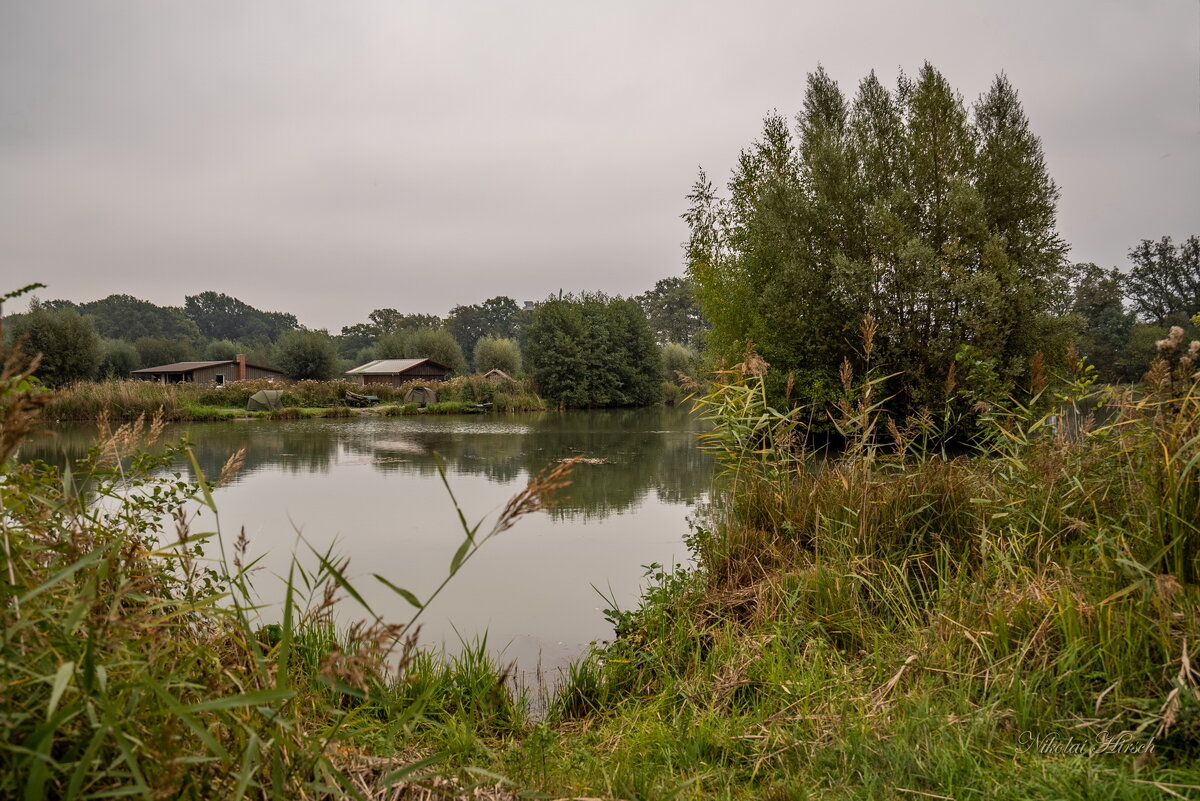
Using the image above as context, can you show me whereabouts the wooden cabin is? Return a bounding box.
[132,354,283,386]
[482,368,515,384]
[344,358,453,389]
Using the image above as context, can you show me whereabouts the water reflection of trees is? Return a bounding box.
[23,409,714,521]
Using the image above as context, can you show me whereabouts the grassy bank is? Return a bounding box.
[9,324,1200,799]
[1,339,568,798]
[42,375,546,421]
[394,351,1200,798]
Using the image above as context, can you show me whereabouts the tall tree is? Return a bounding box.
[526,294,659,407]
[79,295,201,343]
[446,296,522,366]
[1068,263,1134,380]
[687,63,1069,415]
[273,330,337,380]
[98,339,141,379]
[1125,235,1200,324]
[405,327,466,374]
[134,337,199,368]
[367,309,441,335]
[635,277,707,346]
[473,336,523,375]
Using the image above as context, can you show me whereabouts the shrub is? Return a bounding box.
[273,330,338,380]
[98,338,141,379]
[661,342,700,385]
[8,303,101,387]
[473,336,522,375]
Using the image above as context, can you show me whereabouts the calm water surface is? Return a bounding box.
[28,408,714,671]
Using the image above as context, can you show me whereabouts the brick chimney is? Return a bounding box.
[236,354,247,381]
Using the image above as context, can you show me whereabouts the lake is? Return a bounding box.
[24,407,714,674]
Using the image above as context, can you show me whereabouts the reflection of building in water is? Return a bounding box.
[22,409,714,523]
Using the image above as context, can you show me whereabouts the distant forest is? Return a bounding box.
[1,280,708,407]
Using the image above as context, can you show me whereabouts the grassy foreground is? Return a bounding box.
[405,342,1200,798]
[1,341,566,798]
[5,319,1200,799]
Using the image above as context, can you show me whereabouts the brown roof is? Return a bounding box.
[132,360,282,375]
[344,358,452,376]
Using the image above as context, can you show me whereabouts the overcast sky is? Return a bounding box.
[2,1,1197,332]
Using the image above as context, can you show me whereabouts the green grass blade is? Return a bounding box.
[184,688,294,713]
[373,574,423,609]
[46,661,74,720]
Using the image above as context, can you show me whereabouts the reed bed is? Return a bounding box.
[45,375,545,422]
[402,375,545,412]
[0,338,576,799]
[14,320,1200,798]
[457,329,1200,798]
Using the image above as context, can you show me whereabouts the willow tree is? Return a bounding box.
[686,63,1068,414]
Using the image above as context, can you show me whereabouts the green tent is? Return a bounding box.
[246,389,284,412]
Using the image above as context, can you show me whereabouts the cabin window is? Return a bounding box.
[215,374,225,387]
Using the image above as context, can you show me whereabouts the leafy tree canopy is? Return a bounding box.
[134,337,199,367]
[526,293,660,407]
[405,327,466,374]
[273,330,338,380]
[1125,235,1200,325]
[9,303,101,387]
[686,64,1068,413]
[98,339,141,379]
[636,278,707,346]
[368,309,442,334]
[88,295,200,342]
[473,336,522,376]
[184,291,298,344]
[338,310,444,357]
[446,296,522,367]
[1066,263,1134,381]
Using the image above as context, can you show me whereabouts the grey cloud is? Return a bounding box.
[2,1,1197,330]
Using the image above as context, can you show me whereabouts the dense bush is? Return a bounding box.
[98,338,141,379]
[526,293,660,407]
[8,303,101,387]
[473,335,522,375]
[661,342,700,384]
[273,330,339,380]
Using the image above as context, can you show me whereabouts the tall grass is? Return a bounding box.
[488,326,1200,798]
[414,375,545,412]
[45,375,546,421]
[0,335,577,799]
[43,379,191,421]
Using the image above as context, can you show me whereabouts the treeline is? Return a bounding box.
[686,62,1199,422]
[1070,236,1200,380]
[2,282,709,407]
